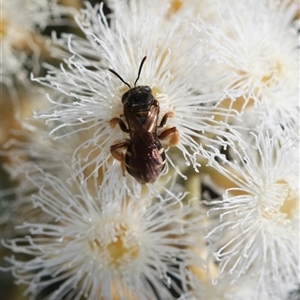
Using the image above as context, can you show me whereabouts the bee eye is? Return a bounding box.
[122,92,128,104]
[145,86,151,92]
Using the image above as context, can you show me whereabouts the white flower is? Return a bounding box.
[1,108,149,235]
[33,0,240,184]
[181,278,252,300]
[202,127,299,297]
[181,262,237,300]
[1,123,72,232]
[1,0,75,85]
[194,0,299,126]
[3,168,200,300]
[179,236,260,300]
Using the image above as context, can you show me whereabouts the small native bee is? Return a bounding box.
[109,56,179,184]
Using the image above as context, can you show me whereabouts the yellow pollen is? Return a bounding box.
[89,224,139,268]
[277,179,298,219]
[152,86,162,96]
[262,60,283,84]
[168,0,183,15]
[0,18,8,38]
[261,73,272,84]
[120,86,130,94]
[261,179,297,220]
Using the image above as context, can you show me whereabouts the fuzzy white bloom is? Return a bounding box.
[181,278,262,300]
[1,123,74,231]
[3,167,201,300]
[1,0,75,85]
[33,0,241,184]
[202,127,299,298]
[179,237,262,300]
[1,108,149,235]
[194,0,299,127]
[2,1,299,299]
[181,267,237,300]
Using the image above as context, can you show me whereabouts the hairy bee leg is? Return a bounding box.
[157,111,175,128]
[110,141,130,176]
[157,111,179,146]
[110,117,129,133]
[158,127,179,147]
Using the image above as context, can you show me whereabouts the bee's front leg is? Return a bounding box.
[110,117,129,133]
[110,140,130,176]
[157,111,174,128]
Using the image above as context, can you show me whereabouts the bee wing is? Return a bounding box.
[125,103,159,134]
[143,103,159,133]
[124,104,165,184]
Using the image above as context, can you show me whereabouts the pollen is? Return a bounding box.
[89,224,140,269]
[168,0,183,15]
[119,85,130,94]
[260,179,298,220]
[0,18,8,38]
[258,58,286,91]
[277,179,298,220]
[152,86,162,96]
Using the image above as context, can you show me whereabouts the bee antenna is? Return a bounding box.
[108,69,131,89]
[134,56,147,87]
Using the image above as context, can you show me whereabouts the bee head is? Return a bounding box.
[109,57,150,109]
[122,86,154,112]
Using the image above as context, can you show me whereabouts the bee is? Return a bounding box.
[109,56,179,184]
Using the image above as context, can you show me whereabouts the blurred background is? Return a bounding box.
[1,1,108,299]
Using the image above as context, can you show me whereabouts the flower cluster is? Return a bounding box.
[1,0,76,88]
[1,0,299,300]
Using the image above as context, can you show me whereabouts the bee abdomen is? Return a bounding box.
[125,141,166,184]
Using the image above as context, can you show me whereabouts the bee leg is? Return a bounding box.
[157,111,179,146]
[158,127,179,147]
[110,140,129,176]
[110,117,129,133]
[157,111,175,129]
